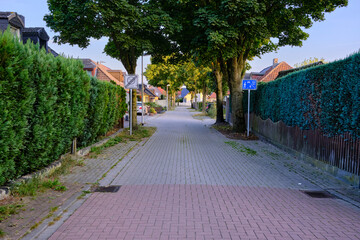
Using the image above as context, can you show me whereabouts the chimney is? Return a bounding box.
[273,58,278,67]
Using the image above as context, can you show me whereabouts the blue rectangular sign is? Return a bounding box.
[242,79,257,90]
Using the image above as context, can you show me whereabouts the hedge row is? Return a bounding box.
[0,30,126,185]
[246,52,360,138]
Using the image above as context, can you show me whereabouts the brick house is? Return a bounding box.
[250,58,292,83]
[79,58,124,87]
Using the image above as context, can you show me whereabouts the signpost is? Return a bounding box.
[242,79,257,137]
[124,75,139,135]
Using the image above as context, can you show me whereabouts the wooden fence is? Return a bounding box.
[250,114,360,177]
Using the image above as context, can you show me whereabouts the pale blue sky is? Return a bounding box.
[1,0,360,77]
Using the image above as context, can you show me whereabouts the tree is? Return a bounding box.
[44,0,178,127]
[145,56,184,109]
[159,0,347,132]
[294,57,326,68]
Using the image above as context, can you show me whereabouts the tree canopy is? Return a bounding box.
[159,0,348,132]
[44,0,179,126]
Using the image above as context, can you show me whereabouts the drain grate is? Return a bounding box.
[301,190,336,199]
[94,185,121,193]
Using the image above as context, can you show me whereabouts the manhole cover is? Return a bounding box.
[94,185,121,193]
[301,190,336,198]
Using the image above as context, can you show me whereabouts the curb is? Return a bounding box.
[0,128,125,201]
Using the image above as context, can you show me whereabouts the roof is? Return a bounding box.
[250,61,292,83]
[0,12,25,29]
[96,63,124,87]
[157,87,166,95]
[180,88,190,98]
[148,86,162,97]
[138,84,156,98]
[23,27,49,41]
[48,47,58,57]
[79,58,96,69]
[209,92,216,98]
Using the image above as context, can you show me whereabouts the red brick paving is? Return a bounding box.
[49,185,360,240]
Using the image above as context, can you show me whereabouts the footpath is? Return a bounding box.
[9,107,360,239]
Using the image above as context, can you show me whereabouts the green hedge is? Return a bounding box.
[246,52,360,138]
[0,30,126,185]
[79,77,126,147]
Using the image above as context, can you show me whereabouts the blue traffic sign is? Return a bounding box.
[242,79,257,90]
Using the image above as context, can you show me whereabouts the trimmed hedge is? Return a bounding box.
[79,77,126,147]
[246,52,360,138]
[0,30,126,185]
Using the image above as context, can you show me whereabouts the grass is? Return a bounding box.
[0,204,24,222]
[30,206,59,230]
[11,177,67,197]
[90,126,156,156]
[225,141,257,156]
[0,229,5,238]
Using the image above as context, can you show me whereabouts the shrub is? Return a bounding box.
[0,29,126,185]
[246,52,360,138]
[149,107,156,114]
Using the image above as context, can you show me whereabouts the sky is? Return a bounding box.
[1,0,360,78]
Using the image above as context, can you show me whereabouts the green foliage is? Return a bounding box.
[207,104,216,119]
[79,77,126,146]
[149,107,156,114]
[159,0,348,131]
[225,141,257,156]
[294,57,326,68]
[248,52,360,138]
[0,30,126,185]
[0,204,24,222]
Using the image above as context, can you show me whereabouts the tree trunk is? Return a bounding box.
[121,54,137,128]
[227,57,246,132]
[214,59,224,123]
[202,82,207,114]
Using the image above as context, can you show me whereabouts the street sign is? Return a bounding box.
[242,79,257,90]
[124,75,139,89]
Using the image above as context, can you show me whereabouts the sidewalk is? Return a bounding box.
[31,107,360,239]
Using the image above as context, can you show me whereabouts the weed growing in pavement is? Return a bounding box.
[11,178,67,197]
[30,206,59,230]
[262,150,284,160]
[225,141,257,156]
[0,204,24,222]
[0,229,5,237]
[90,126,156,157]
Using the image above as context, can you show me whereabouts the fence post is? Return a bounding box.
[71,138,77,155]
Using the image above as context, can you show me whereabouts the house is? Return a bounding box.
[207,92,217,102]
[79,58,124,87]
[148,86,163,100]
[137,84,157,103]
[0,12,25,38]
[249,58,292,83]
[0,11,58,57]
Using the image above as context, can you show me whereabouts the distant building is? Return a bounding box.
[0,11,58,57]
[79,58,124,87]
[249,58,292,83]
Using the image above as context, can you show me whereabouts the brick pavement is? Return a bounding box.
[43,107,360,240]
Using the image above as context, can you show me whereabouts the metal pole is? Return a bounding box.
[166,85,169,111]
[130,89,132,135]
[141,53,144,125]
[247,89,250,137]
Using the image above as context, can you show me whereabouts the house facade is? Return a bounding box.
[249,58,292,83]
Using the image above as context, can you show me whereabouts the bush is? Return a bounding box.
[0,29,126,185]
[247,52,360,138]
[149,107,156,114]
